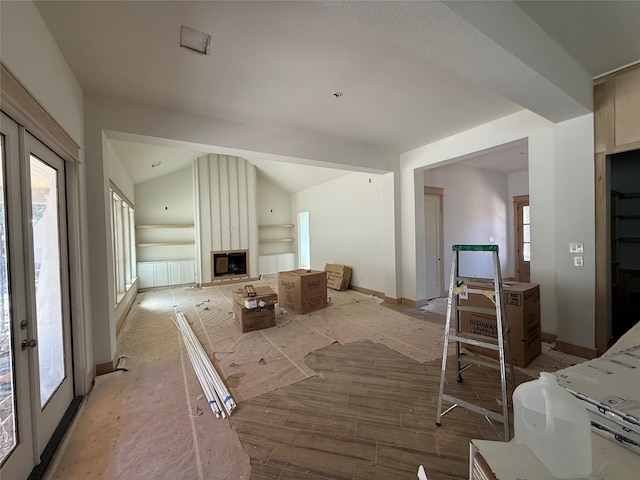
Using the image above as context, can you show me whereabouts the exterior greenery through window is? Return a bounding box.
[110,188,136,304]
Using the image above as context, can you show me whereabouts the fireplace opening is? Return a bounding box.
[212,250,248,278]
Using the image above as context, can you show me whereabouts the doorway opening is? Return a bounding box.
[298,211,310,269]
[609,149,640,342]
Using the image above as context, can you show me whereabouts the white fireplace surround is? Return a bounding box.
[194,154,259,283]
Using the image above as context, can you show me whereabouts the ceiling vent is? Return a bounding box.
[180,26,211,55]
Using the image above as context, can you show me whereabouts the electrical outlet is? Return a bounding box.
[574,256,584,267]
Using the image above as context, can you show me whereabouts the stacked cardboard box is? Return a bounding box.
[324,264,352,291]
[459,282,541,367]
[278,269,327,314]
[232,285,277,333]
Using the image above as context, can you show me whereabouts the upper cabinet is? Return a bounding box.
[594,64,640,155]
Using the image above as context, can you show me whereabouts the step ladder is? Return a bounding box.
[435,244,516,441]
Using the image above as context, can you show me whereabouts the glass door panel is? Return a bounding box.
[0,133,17,465]
[30,156,65,407]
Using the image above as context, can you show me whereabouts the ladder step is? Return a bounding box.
[452,244,499,252]
[449,332,502,350]
[441,394,506,424]
[456,276,494,284]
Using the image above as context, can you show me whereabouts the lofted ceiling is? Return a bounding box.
[33,1,639,190]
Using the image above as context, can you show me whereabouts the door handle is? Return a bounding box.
[21,339,37,350]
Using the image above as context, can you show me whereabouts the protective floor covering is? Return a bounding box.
[44,281,585,480]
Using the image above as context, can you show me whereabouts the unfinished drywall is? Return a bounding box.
[423,163,511,279]
[292,172,385,294]
[1,1,94,392]
[256,175,293,255]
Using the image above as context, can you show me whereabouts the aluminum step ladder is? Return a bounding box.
[435,244,516,441]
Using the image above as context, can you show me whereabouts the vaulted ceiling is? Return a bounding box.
[33,1,640,190]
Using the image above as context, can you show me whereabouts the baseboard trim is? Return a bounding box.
[541,331,557,343]
[349,285,384,299]
[383,296,402,305]
[401,298,428,308]
[95,355,118,376]
[555,340,598,359]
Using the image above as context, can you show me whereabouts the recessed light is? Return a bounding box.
[180,26,211,55]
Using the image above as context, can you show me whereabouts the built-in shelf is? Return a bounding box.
[259,238,295,243]
[258,224,296,247]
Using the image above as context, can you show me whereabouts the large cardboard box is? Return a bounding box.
[459,282,541,367]
[278,269,327,314]
[324,264,352,290]
[232,285,277,332]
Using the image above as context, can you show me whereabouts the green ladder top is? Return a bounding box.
[451,244,499,252]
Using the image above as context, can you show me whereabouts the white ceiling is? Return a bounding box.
[34,1,639,189]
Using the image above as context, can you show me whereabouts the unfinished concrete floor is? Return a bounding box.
[44,281,584,480]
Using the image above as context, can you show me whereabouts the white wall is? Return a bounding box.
[401,109,596,350]
[292,172,386,294]
[552,114,595,348]
[107,141,134,203]
[424,164,511,279]
[1,1,94,386]
[257,176,294,255]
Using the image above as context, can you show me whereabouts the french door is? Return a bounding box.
[0,112,74,479]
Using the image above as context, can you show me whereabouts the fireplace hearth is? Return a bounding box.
[212,250,248,279]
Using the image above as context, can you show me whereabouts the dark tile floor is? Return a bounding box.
[230,341,531,480]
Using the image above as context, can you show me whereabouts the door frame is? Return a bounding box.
[424,187,444,299]
[1,65,87,476]
[513,195,530,282]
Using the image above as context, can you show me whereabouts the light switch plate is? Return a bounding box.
[569,243,584,253]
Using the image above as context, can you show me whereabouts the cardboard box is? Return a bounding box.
[278,269,327,314]
[233,303,275,333]
[458,282,541,367]
[232,285,278,332]
[459,311,541,367]
[324,264,352,290]
[233,285,278,308]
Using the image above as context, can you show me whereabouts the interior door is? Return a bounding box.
[0,113,74,478]
[514,195,531,282]
[425,189,444,299]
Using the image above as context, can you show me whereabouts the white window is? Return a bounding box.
[110,187,136,304]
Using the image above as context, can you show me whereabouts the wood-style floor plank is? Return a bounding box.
[230,340,530,479]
